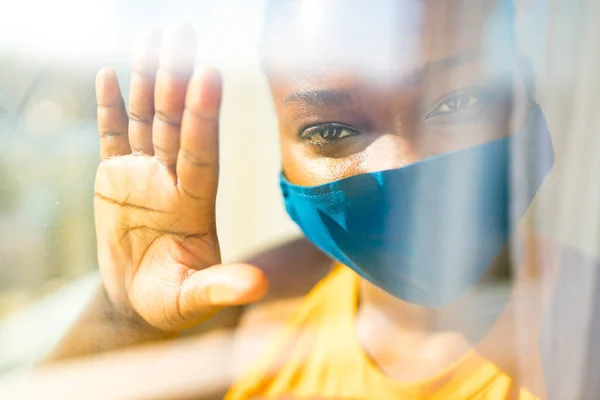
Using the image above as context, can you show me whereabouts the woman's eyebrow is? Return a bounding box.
[282,49,485,108]
[403,49,486,85]
[283,89,354,108]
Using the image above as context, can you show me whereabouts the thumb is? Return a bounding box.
[178,263,269,324]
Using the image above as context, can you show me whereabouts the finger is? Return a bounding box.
[176,68,222,201]
[153,23,197,168]
[96,68,130,159]
[179,263,268,324]
[128,29,162,155]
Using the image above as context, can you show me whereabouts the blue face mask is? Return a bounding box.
[280,105,554,308]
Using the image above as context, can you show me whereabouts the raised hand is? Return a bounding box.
[93,25,268,332]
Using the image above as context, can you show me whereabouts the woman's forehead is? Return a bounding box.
[262,0,511,84]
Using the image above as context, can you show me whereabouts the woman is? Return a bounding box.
[47,0,556,398]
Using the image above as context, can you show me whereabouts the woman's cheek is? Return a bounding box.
[281,142,366,186]
[359,134,421,171]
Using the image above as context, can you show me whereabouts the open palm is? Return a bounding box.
[94,25,267,331]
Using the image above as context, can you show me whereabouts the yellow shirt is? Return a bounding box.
[226,265,539,400]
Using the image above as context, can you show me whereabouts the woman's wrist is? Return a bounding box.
[99,285,179,342]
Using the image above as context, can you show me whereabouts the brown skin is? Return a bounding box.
[92,27,266,332]
[44,25,332,363]
[266,0,548,389]
[45,0,554,397]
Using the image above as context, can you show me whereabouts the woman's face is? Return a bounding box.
[265,0,529,186]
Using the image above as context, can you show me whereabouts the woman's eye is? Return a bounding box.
[300,123,359,145]
[425,90,483,120]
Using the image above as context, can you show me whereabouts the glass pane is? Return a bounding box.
[0,1,599,399]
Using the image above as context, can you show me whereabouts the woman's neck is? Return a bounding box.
[354,262,512,382]
[354,227,554,392]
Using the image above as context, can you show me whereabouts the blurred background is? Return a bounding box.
[0,0,302,375]
[0,0,599,398]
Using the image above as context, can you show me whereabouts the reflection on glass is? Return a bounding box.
[0,1,599,399]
